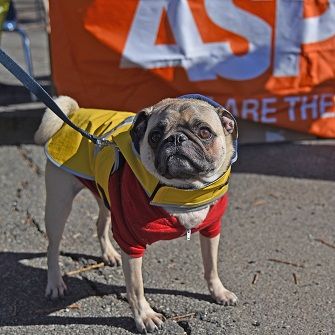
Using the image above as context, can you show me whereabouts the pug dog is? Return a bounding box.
[34,95,238,333]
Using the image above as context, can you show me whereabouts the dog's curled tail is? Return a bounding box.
[34,96,79,145]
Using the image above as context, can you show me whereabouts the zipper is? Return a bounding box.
[186,229,191,241]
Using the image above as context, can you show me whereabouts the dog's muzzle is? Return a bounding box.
[155,133,210,179]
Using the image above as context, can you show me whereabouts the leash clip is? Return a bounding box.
[95,137,113,148]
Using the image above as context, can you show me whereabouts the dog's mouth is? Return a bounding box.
[164,154,197,179]
[155,145,213,180]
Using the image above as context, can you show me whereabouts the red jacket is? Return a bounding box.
[80,162,228,258]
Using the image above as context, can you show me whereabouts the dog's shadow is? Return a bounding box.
[0,251,211,332]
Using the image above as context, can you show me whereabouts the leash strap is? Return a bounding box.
[0,48,111,147]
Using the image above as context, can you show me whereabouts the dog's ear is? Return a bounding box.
[216,107,238,139]
[130,107,153,144]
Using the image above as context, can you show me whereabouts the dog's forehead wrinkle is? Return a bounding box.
[149,112,222,137]
[152,118,169,129]
[149,109,180,129]
[155,98,213,115]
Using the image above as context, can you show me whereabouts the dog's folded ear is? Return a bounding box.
[130,107,153,145]
[216,107,238,139]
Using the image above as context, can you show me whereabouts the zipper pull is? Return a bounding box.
[186,229,191,241]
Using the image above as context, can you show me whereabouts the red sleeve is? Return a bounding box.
[200,219,222,238]
[112,222,146,258]
[199,194,228,238]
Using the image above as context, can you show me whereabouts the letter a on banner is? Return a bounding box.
[121,0,271,81]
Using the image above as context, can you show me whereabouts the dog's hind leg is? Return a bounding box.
[95,197,121,266]
[44,161,83,299]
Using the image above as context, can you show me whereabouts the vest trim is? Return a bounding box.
[45,146,95,180]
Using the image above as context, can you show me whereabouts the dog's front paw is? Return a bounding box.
[133,303,165,333]
[101,247,122,267]
[208,278,238,306]
[45,275,67,299]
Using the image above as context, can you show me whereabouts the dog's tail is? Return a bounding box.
[34,96,79,145]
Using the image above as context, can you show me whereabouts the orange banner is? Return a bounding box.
[49,0,335,137]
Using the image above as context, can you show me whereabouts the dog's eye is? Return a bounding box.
[149,130,162,144]
[198,127,212,140]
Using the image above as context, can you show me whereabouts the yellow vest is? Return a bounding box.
[46,108,231,210]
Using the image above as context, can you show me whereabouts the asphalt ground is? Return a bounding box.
[1,1,335,334]
[0,142,334,335]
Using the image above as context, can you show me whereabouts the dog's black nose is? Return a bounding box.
[166,132,188,144]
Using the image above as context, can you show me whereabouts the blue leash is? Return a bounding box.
[0,48,111,147]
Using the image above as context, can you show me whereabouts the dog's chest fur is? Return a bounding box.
[169,206,210,230]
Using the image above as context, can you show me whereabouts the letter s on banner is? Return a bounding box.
[121,0,271,81]
[203,0,271,81]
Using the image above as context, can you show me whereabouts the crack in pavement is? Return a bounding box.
[177,320,192,334]
[153,307,192,334]
[82,276,109,297]
[25,209,46,238]
[17,145,42,176]
[152,306,231,334]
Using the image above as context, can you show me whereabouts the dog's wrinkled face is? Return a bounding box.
[130,98,237,189]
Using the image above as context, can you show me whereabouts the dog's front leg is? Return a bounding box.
[121,251,164,333]
[200,234,238,305]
